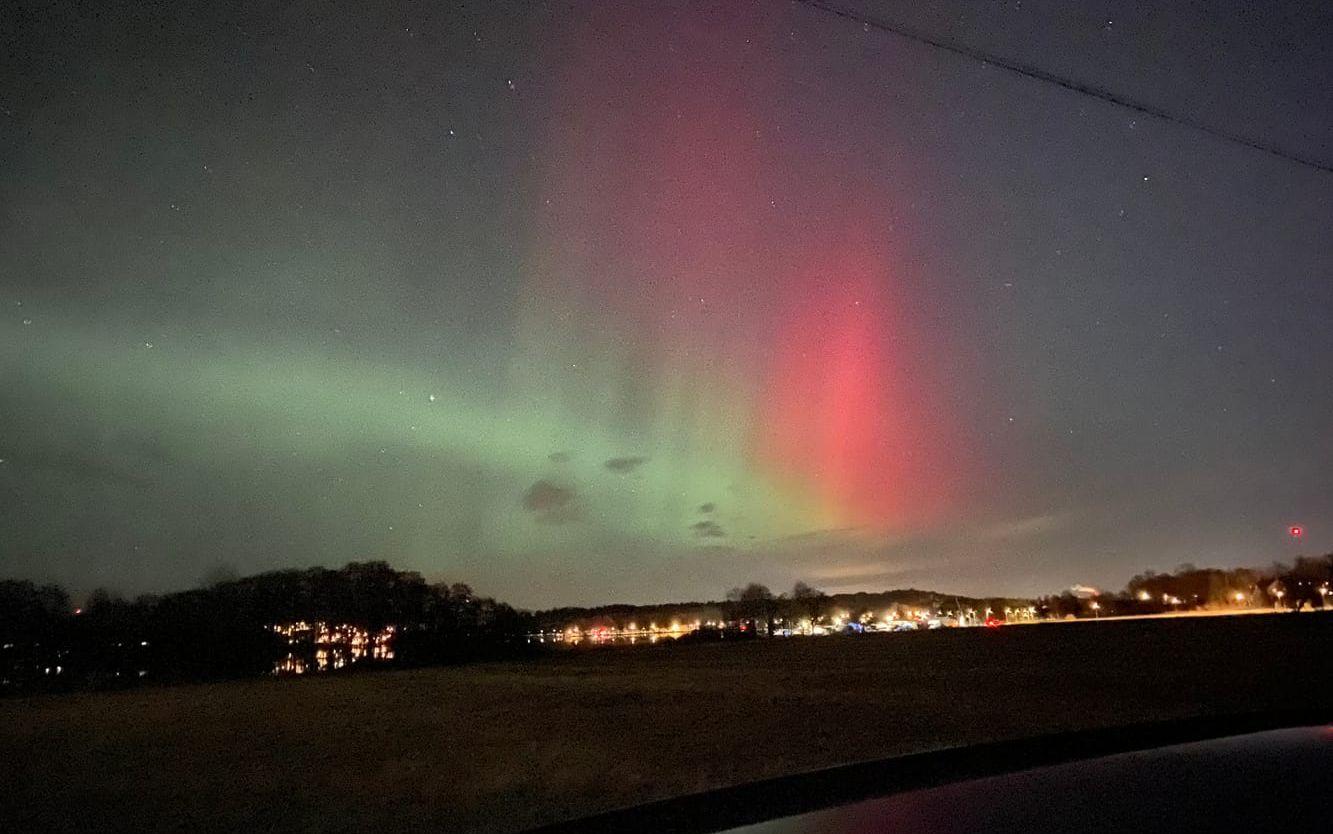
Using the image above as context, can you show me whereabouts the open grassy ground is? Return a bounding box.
[4,613,1332,832]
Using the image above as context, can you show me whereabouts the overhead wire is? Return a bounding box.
[793,0,1333,174]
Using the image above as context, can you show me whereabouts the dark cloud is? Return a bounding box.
[604,456,648,474]
[691,519,726,538]
[521,479,579,524]
[522,479,574,511]
[698,502,715,513]
[548,451,570,463]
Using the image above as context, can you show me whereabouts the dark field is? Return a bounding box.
[4,614,1331,832]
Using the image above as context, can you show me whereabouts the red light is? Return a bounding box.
[1289,525,1304,539]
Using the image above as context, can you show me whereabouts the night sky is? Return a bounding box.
[2,1,1330,607]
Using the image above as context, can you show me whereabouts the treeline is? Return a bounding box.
[537,601,724,632]
[0,562,534,696]
[537,580,1033,634]
[1038,554,1333,618]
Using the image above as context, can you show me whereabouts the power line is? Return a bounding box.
[793,0,1333,174]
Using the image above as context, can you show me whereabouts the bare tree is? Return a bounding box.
[726,583,775,634]
[790,581,827,626]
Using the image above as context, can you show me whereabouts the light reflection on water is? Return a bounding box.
[270,622,395,675]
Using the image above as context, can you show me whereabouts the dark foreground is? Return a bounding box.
[3,614,1331,832]
[722,724,1333,834]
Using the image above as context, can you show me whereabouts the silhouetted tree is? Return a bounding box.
[0,580,69,643]
[790,581,828,625]
[726,583,776,634]
[1,562,535,695]
[1280,557,1331,611]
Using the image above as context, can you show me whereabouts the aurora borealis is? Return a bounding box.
[2,1,1331,605]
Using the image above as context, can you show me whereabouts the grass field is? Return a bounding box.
[4,613,1332,832]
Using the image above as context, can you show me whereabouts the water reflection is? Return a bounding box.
[531,622,710,645]
[271,621,395,675]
